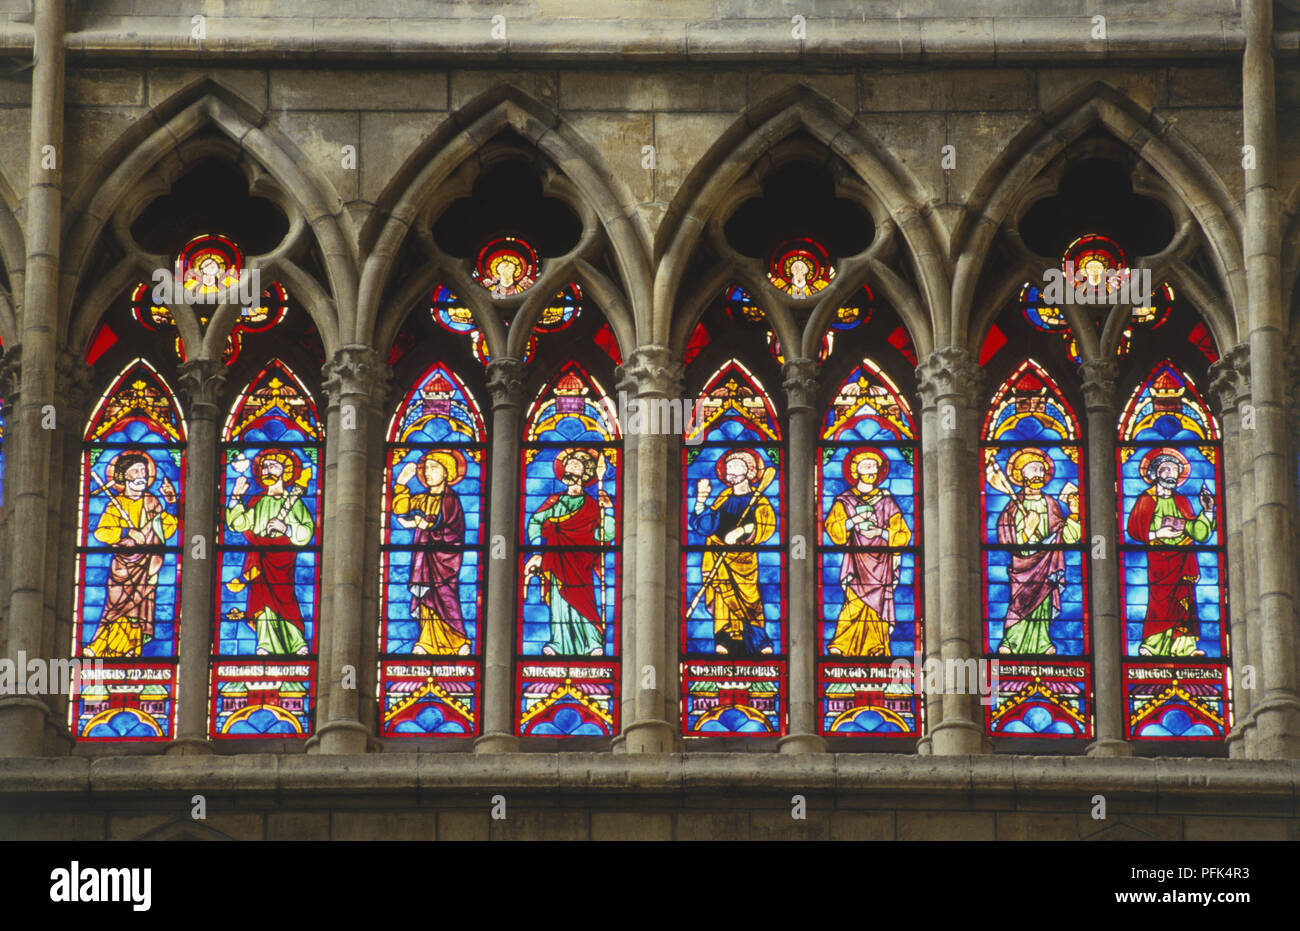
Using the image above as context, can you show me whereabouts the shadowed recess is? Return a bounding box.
[1019,158,1174,259]
[432,159,582,259]
[130,158,290,256]
[723,160,874,261]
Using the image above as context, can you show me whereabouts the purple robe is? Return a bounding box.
[408,489,467,637]
[835,489,903,625]
[997,494,1068,627]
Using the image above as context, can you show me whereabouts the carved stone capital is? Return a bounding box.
[485,357,525,410]
[1210,342,1252,417]
[622,344,682,399]
[54,348,92,420]
[915,347,983,411]
[1079,359,1118,415]
[322,346,390,408]
[782,357,820,413]
[177,358,228,422]
[0,345,20,410]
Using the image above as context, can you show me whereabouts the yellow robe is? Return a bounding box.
[698,488,777,643]
[86,494,177,658]
[823,491,910,657]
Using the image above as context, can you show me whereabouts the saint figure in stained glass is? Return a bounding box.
[1126,447,1213,657]
[393,450,471,655]
[823,446,910,657]
[689,447,777,656]
[986,446,1081,655]
[523,447,615,656]
[84,451,179,658]
[225,447,314,655]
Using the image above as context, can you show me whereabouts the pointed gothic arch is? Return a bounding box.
[359,85,645,359]
[655,86,943,356]
[954,84,1244,356]
[61,81,353,359]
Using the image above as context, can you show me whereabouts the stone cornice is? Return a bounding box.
[32,16,1248,65]
[0,754,1293,808]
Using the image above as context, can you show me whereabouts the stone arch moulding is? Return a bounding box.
[0,163,23,351]
[952,83,1245,357]
[59,79,354,360]
[655,84,944,356]
[359,84,648,360]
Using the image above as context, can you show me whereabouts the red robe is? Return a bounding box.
[537,493,604,637]
[241,494,306,631]
[1126,490,1199,639]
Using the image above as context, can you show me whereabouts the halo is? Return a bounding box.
[553,447,600,484]
[1007,447,1054,486]
[107,449,157,488]
[715,447,762,483]
[252,448,302,487]
[767,238,831,293]
[417,448,466,486]
[842,446,889,485]
[475,237,539,290]
[1139,447,1191,486]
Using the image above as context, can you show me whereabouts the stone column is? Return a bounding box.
[1243,0,1300,758]
[1210,346,1254,757]
[1079,360,1131,757]
[623,345,678,754]
[0,0,65,758]
[779,357,825,753]
[915,348,989,754]
[166,359,225,753]
[313,346,386,754]
[39,351,85,754]
[475,357,523,753]
[611,368,638,753]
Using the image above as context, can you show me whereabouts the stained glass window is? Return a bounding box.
[130,233,288,365]
[768,238,833,299]
[1118,361,1229,740]
[681,361,785,736]
[517,364,621,737]
[379,363,485,737]
[72,361,185,741]
[212,361,321,738]
[1021,233,1174,365]
[982,361,1092,738]
[818,358,921,737]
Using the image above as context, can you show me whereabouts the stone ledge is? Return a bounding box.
[44,18,1249,64]
[0,753,1294,805]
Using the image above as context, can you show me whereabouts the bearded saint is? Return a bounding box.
[986,447,1081,655]
[523,448,615,656]
[85,451,178,658]
[1126,447,1213,656]
[823,447,911,657]
[225,448,314,655]
[392,449,470,655]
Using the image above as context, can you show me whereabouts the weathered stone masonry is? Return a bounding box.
[3,0,1300,838]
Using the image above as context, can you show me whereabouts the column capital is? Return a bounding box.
[1079,359,1119,415]
[176,358,228,422]
[485,356,525,410]
[620,344,682,398]
[915,347,983,410]
[1209,343,1252,416]
[54,347,92,419]
[782,357,820,413]
[322,346,390,408]
[0,345,20,409]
